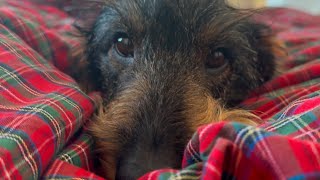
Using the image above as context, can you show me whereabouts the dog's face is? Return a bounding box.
[83,0,278,179]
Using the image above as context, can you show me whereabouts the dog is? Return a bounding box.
[73,0,284,179]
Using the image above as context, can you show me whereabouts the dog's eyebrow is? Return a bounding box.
[104,1,146,35]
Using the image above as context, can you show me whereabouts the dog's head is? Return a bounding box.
[79,0,281,179]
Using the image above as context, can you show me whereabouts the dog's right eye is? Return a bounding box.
[114,36,134,58]
[205,49,229,73]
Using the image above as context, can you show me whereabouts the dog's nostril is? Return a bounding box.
[116,164,146,180]
[116,174,137,180]
[116,154,179,180]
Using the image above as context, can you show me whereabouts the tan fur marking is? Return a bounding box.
[89,77,149,179]
[183,83,258,132]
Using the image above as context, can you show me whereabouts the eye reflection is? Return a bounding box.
[114,36,134,58]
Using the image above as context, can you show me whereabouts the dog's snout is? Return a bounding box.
[85,0,278,179]
[116,148,181,180]
[116,162,165,180]
[116,166,141,180]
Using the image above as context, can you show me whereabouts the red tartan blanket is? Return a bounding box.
[0,1,319,179]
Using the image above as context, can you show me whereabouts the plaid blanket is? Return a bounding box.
[0,1,319,179]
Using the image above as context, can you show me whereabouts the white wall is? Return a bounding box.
[267,0,320,14]
[228,0,320,15]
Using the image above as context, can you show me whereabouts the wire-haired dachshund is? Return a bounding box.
[73,0,284,179]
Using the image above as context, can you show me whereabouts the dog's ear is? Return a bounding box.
[66,1,107,92]
[243,22,286,81]
[68,0,106,37]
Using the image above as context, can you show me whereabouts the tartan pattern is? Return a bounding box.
[0,0,102,179]
[141,123,320,180]
[142,9,320,180]
[0,1,319,179]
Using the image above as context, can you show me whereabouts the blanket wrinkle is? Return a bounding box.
[0,1,319,179]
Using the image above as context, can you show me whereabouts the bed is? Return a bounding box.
[0,1,319,179]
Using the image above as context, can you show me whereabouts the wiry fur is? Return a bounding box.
[72,0,285,179]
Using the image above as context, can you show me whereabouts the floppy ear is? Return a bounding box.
[244,22,287,81]
[69,1,106,36]
[65,1,106,93]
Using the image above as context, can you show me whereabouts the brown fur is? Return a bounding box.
[89,76,259,179]
[70,0,286,179]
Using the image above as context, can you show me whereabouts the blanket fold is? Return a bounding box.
[0,1,319,179]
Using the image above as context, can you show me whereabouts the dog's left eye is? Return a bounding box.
[206,50,228,72]
[114,37,134,58]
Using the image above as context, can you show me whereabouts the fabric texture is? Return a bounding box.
[0,1,319,179]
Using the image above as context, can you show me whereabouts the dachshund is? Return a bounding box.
[72,0,284,179]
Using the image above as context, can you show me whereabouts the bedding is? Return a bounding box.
[0,1,319,179]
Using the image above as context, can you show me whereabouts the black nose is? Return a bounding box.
[116,162,167,180]
[115,163,152,180]
[116,174,137,180]
[115,154,181,180]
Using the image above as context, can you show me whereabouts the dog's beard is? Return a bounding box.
[74,0,283,179]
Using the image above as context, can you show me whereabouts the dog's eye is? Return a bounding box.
[114,37,134,58]
[206,50,228,71]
